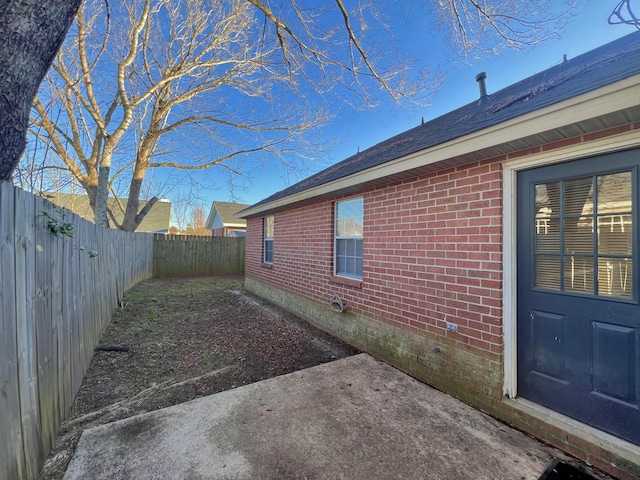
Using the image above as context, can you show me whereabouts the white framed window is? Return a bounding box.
[335,197,363,279]
[264,215,274,264]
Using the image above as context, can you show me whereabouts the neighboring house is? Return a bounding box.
[205,201,249,237]
[46,193,172,233]
[238,31,640,479]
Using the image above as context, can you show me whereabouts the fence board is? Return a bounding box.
[0,183,25,479]
[14,187,40,480]
[59,231,73,426]
[34,195,56,459]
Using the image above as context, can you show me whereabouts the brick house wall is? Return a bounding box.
[249,157,503,347]
[245,125,640,480]
[247,156,505,401]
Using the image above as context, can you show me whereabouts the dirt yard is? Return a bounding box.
[40,276,359,479]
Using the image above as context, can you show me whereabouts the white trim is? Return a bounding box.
[241,75,640,218]
[502,165,518,397]
[501,129,640,398]
[503,128,640,169]
[505,398,640,468]
[333,197,364,280]
[263,215,274,264]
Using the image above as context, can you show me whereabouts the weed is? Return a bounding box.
[41,210,74,238]
[148,307,160,323]
[122,287,149,302]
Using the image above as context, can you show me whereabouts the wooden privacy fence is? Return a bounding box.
[153,234,245,277]
[0,182,247,480]
[0,182,154,480]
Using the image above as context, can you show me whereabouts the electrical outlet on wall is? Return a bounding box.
[446,322,458,333]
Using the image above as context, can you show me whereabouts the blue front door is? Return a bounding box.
[517,150,640,446]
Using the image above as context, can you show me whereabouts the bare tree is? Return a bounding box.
[28,0,572,231]
[13,102,83,194]
[192,205,206,231]
[33,0,337,230]
[0,0,83,181]
[171,193,192,232]
[184,204,211,235]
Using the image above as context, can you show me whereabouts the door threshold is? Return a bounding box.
[504,397,640,467]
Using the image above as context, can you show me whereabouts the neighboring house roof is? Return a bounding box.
[228,230,247,238]
[205,201,250,230]
[45,193,172,233]
[240,30,640,218]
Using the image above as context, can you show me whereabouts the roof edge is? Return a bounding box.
[238,74,640,219]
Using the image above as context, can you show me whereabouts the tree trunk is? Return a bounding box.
[121,176,145,232]
[94,164,111,228]
[0,0,83,181]
[121,148,152,232]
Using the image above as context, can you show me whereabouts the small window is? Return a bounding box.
[264,216,274,264]
[335,197,363,279]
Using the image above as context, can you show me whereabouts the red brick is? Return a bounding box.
[583,124,632,142]
[541,135,582,151]
[507,145,542,159]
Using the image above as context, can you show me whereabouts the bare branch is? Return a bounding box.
[148,146,266,170]
[27,0,568,230]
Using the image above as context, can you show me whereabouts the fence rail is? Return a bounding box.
[0,183,245,480]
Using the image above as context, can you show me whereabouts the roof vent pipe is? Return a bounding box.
[475,72,488,99]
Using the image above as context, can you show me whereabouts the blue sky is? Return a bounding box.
[182,1,636,210]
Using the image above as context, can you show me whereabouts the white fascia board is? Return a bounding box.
[223,222,246,228]
[240,75,640,218]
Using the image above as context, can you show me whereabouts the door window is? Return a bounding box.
[534,171,633,299]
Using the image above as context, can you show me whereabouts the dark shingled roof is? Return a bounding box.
[249,30,640,211]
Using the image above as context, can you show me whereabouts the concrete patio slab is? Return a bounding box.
[65,354,565,480]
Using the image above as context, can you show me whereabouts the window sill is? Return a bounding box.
[261,263,274,269]
[330,276,362,289]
